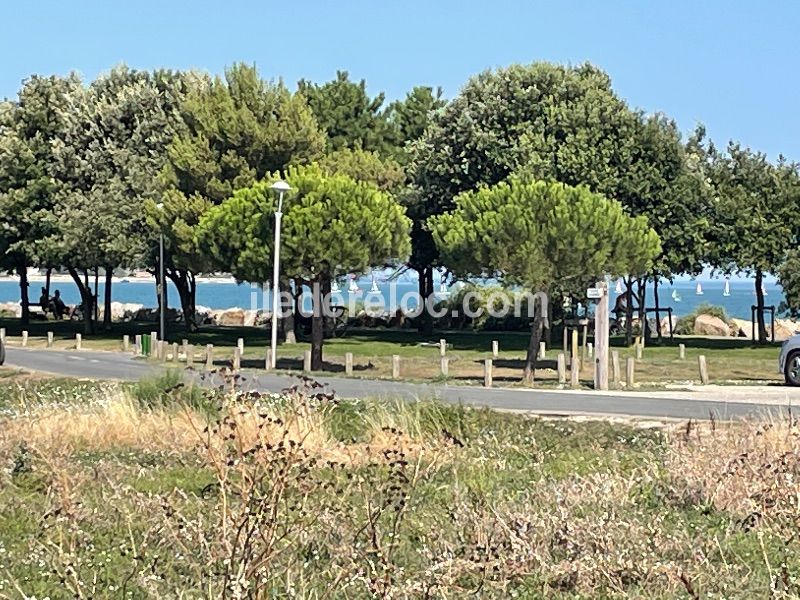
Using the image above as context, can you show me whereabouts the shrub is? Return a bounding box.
[674,302,735,334]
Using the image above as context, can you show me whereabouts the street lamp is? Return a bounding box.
[269,180,291,368]
[156,203,166,342]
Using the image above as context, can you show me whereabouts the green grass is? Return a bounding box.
[0,373,798,596]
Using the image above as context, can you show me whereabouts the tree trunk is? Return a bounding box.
[93,268,99,324]
[624,277,634,347]
[103,267,113,329]
[68,266,95,335]
[279,279,294,342]
[522,312,545,386]
[45,268,52,298]
[293,278,304,339]
[310,277,327,370]
[755,269,767,343]
[417,266,434,335]
[653,273,662,342]
[636,277,647,343]
[17,264,30,325]
[168,268,197,332]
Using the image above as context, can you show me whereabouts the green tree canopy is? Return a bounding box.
[196,164,411,368]
[160,63,325,329]
[429,177,660,382]
[317,148,404,192]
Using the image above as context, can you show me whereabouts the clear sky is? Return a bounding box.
[2,0,798,159]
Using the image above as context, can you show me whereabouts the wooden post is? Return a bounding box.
[484,358,493,387]
[181,339,188,356]
[392,355,400,379]
[303,350,312,372]
[587,342,593,359]
[538,341,546,360]
[206,344,214,370]
[570,356,580,388]
[594,282,609,391]
[237,337,244,355]
[611,351,620,387]
[46,331,53,348]
[264,348,272,371]
[562,327,568,355]
[626,357,635,388]
[21,331,28,347]
[635,343,643,361]
[172,342,179,363]
[698,355,709,384]
[0,328,5,343]
[557,352,566,384]
[233,347,241,372]
[345,352,353,376]
[492,340,499,358]
[122,334,130,352]
[581,323,588,361]
[439,338,447,357]
[440,356,449,377]
[151,330,159,344]
[570,329,578,367]
[160,340,168,361]
[185,344,194,368]
[678,343,685,360]
[134,334,141,355]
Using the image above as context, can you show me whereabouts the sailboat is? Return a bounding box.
[615,279,624,294]
[671,289,682,302]
[348,276,360,294]
[331,279,340,293]
[762,283,768,296]
[695,282,704,295]
[723,279,731,297]
[436,276,450,297]
[369,274,380,294]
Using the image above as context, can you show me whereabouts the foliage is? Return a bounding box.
[317,147,405,192]
[778,248,800,318]
[673,302,734,335]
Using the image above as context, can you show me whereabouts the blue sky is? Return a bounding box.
[2,0,798,159]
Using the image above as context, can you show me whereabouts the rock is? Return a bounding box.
[774,319,800,341]
[729,318,754,339]
[217,308,245,326]
[99,302,144,322]
[693,314,731,337]
[660,315,678,336]
[0,302,21,317]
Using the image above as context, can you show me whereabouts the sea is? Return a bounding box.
[0,272,784,320]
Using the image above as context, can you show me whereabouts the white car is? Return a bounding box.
[779,334,800,386]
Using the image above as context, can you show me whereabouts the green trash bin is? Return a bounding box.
[142,333,151,356]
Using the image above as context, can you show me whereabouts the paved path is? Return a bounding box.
[4,347,796,421]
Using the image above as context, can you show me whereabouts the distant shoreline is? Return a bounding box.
[0,274,244,285]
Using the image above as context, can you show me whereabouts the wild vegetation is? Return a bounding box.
[0,372,798,597]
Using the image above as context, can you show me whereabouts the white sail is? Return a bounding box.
[671,289,682,302]
[723,279,731,297]
[695,282,704,295]
[762,283,768,296]
[369,275,380,294]
[348,276,359,293]
[615,279,624,294]
[331,279,340,293]
[437,276,450,296]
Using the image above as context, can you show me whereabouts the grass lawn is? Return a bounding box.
[0,371,797,597]
[1,317,785,387]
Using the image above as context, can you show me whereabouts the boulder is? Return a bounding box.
[729,318,754,339]
[660,314,678,336]
[217,308,245,326]
[693,314,731,337]
[99,302,144,322]
[774,319,800,341]
[0,301,21,317]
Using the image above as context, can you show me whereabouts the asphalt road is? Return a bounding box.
[4,347,792,421]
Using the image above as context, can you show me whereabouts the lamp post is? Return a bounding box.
[270,181,291,369]
[156,203,166,342]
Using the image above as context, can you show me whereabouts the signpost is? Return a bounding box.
[588,282,609,391]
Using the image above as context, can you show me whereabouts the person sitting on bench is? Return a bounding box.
[50,290,67,320]
[38,287,49,314]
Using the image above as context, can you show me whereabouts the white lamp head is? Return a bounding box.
[270,180,291,192]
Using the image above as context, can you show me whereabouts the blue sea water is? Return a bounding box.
[0,275,785,320]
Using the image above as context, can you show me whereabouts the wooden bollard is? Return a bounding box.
[581,324,588,360]
[206,344,214,370]
[587,342,593,359]
[151,330,159,345]
[611,351,621,386]
[440,356,449,377]
[134,334,141,355]
[21,331,28,347]
[0,328,5,343]
[171,342,178,362]
[492,340,499,358]
[237,337,244,354]
[570,357,580,388]
[439,339,447,357]
[264,348,272,371]
[635,343,643,361]
[538,341,546,360]
[181,339,188,355]
[233,347,241,372]
[159,340,168,361]
[392,355,400,379]
[698,355,709,384]
[484,358,493,387]
[123,334,130,352]
[185,344,194,368]
[75,333,82,350]
[679,343,685,360]
[626,357,635,388]
[303,350,312,372]
[46,331,54,348]
[570,329,578,366]
[345,352,353,376]
[557,352,566,384]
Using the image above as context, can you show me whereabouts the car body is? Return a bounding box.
[779,334,800,385]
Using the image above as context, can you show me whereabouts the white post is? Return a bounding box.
[237,337,244,355]
[21,330,28,347]
[679,343,686,360]
[484,358,493,387]
[440,356,449,377]
[392,355,400,379]
[538,341,546,360]
[265,348,272,370]
[134,334,141,355]
[75,333,82,350]
[172,342,179,363]
[0,328,5,343]
[439,339,447,357]
[233,347,241,372]
[303,349,311,372]
[47,331,53,348]
[345,352,353,376]
[557,352,566,384]
[185,344,194,368]
[123,334,130,352]
[492,340,499,358]
[206,344,214,371]
[270,194,284,369]
[594,282,609,391]
[698,355,709,384]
